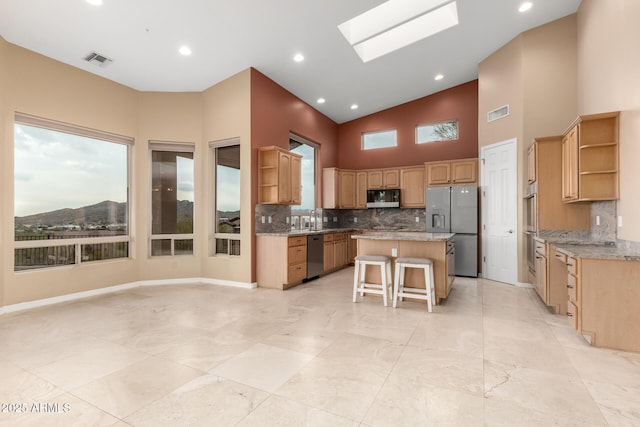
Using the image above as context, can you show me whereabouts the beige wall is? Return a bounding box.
[0,39,254,307]
[136,92,205,281]
[578,0,640,242]
[478,15,579,282]
[201,70,253,284]
[0,38,7,307]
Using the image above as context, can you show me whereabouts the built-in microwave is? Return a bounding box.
[366,189,400,208]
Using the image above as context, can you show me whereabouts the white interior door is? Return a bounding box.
[481,139,517,285]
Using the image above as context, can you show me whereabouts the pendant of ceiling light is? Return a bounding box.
[338,0,459,63]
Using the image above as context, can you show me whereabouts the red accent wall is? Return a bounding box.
[250,68,339,281]
[337,80,479,169]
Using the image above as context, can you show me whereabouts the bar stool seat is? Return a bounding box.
[353,254,392,306]
[393,257,435,312]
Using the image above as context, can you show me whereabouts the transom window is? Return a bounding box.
[362,129,397,150]
[416,120,459,144]
[13,113,132,271]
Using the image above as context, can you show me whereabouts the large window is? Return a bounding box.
[150,142,194,256]
[362,129,397,150]
[212,140,240,256]
[290,134,317,229]
[14,114,131,271]
[416,120,459,144]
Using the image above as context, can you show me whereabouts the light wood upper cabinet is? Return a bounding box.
[562,111,619,203]
[339,170,356,209]
[258,146,302,205]
[400,166,426,208]
[451,160,477,183]
[367,168,399,189]
[323,168,364,209]
[426,162,450,185]
[425,159,477,186]
[356,172,367,209]
[531,136,590,231]
[527,144,536,184]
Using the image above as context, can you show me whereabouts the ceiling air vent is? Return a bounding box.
[83,51,113,67]
[487,104,510,122]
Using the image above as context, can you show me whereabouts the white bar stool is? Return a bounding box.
[393,257,435,312]
[352,254,392,306]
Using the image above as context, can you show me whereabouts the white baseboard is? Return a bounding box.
[1,277,256,315]
[516,281,535,288]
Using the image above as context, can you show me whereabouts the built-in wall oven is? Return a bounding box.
[524,184,537,272]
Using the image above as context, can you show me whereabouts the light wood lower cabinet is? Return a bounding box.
[557,251,640,352]
[257,235,307,290]
[323,232,347,273]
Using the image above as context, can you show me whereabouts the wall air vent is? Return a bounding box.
[487,104,510,122]
[83,51,113,67]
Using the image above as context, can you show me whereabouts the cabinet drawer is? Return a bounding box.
[566,256,578,276]
[287,263,306,283]
[333,232,347,241]
[288,245,307,265]
[554,251,567,264]
[288,236,306,247]
[323,233,334,242]
[567,274,578,303]
[535,241,546,256]
[567,300,579,331]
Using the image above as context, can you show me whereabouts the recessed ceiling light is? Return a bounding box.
[434,73,444,80]
[339,0,459,62]
[317,98,326,104]
[293,53,305,62]
[351,104,359,110]
[86,0,103,5]
[179,46,192,56]
[519,2,533,12]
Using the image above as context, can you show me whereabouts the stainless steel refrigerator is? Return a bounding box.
[426,185,478,277]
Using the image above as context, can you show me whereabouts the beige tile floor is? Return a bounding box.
[1,268,639,426]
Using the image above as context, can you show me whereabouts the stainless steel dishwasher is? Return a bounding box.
[306,234,324,280]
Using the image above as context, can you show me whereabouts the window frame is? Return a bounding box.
[13,113,133,271]
[149,140,195,257]
[289,133,318,214]
[210,138,241,257]
[415,119,459,144]
[362,129,398,150]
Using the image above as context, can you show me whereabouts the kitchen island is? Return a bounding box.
[353,232,455,304]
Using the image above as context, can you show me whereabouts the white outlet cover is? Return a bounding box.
[323,216,328,223]
[391,248,398,257]
[596,215,601,226]
[286,217,290,224]
[415,216,420,222]
[618,216,623,227]
[268,216,272,223]
[261,216,265,224]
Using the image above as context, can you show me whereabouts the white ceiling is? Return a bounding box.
[0,0,581,124]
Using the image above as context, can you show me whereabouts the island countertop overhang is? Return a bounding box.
[352,231,455,242]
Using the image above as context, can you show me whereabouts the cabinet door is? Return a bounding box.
[290,154,302,205]
[562,127,579,201]
[400,167,426,208]
[278,152,292,204]
[323,240,334,272]
[322,168,339,209]
[527,144,536,184]
[535,254,548,303]
[451,160,477,184]
[335,240,347,268]
[367,170,383,189]
[426,162,451,186]
[383,169,400,188]
[339,170,356,209]
[356,172,368,209]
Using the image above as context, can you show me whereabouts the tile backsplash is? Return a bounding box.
[325,208,427,231]
[590,201,617,242]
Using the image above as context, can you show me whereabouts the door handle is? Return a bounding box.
[507,230,514,234]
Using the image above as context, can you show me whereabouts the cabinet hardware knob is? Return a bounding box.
[567,263,574,267]
[567,312,574,317]
[567,285,574,289]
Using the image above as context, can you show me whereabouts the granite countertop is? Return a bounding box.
[352,231,455,242]
[554,244,640,261]
[256,228,357,237]
[533,230,610,246]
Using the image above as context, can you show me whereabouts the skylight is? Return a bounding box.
[338,0,459,63]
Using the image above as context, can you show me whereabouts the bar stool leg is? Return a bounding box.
[429,264,436,307]
[393,262,401,308]
[398,263,406,302]
[386,261,392,306]
[381,263,388,307]
[352,261,360,303]
[359,262,366,296]
[424,265,433,313]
